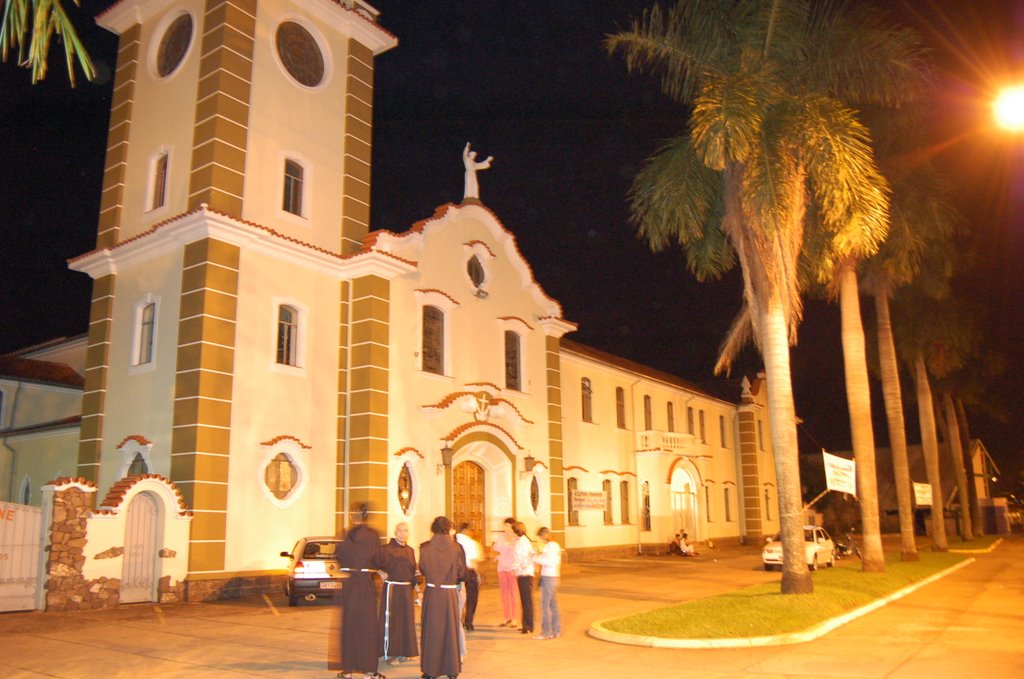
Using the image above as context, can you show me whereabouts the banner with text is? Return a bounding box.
[823,451,857,496]
[570,490,606,511]
[913,482,932,506]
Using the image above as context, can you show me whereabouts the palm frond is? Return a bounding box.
[714,302,754,375]
[0,0,94,84]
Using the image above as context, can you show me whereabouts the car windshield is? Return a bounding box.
[301,541,340,559]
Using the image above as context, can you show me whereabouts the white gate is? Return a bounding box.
[0,500,43,612]
[120,492,159,603]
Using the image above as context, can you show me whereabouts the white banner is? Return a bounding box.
[913,482,932,506]
[570,490,606,511]
[822,451,856,496]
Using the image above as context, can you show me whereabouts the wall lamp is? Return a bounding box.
[437,442,455,474]
[518,453,535,479]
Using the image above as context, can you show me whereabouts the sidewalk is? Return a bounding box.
[0,536,1019,678]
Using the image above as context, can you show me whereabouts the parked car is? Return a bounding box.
[279,536,343,606]
[762,525,835,571]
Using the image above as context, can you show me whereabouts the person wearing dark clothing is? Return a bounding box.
[454,522,482,631]
[419,516,466,679]
[331,503,385,679]
[511,521,535,635]
[378,522,418,667]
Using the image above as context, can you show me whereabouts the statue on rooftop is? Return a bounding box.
[463,142,493,201]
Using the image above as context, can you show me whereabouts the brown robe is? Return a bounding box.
[332,523,381,674]
[377,538,419,659]
[419,533,467,678]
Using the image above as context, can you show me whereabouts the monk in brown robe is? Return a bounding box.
[377,522,418,666]
[419,516,466,679]
[332,503,384,679]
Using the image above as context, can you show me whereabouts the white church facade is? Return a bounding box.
[0,0,779,605]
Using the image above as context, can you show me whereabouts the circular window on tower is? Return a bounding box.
[276,21,325,87]
[156,13,193,78]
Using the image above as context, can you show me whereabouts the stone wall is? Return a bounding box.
[184,574,287,602]
[45,486,120,611]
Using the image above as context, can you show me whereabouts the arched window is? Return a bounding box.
[283,159,304,215]
[277,305,298,366]
[581,378,593,422]
[643,395,652,431]
[422,305,444,374]
[567,478,579,526]
[397,462,413,514]
[19,476,31,505]
[615,387,625,428]
[265,452,297,500]
[667,402,675,432]
[603,479,613,524]
[504,330,521,391]
[641,481,651,531]
[620,480,630,524]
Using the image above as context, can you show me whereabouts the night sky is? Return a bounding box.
[2,1,1022,491]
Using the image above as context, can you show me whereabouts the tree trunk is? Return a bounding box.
[913,355,948,551]
[873,288,918,560]
[838,266,884,571]
[941,390,973,540]
[955,397,984,535]
[760,301,813,594]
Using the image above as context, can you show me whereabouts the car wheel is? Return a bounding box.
[810,554,818,571]
[764,563,774,572]
[827,550,835,568]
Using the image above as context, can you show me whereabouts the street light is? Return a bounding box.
[994,85,1024,132]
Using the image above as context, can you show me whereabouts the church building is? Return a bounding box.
[0,0,779,605]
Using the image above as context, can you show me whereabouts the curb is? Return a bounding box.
[588,557,976,648]
[950,537,1003,554]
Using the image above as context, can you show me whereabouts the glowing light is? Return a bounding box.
[994,86,1024,131]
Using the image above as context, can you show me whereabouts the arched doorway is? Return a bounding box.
[670,467,699,540]
[452,460,485,535]
[121,492,159,603]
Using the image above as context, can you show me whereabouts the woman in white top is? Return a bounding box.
[532,526,561,640]
[511,522,535,634]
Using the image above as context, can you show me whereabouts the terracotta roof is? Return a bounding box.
[560,339,731,403]
[0,354,84,388]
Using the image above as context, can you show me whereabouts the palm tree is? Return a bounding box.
[859,111,959,561]
[607,0,927,593]
[1,0,94,83]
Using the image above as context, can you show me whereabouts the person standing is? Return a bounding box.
[332,503,385,679]
[532,527,562,640]
[511,521,535,635]
[378,522,418,667]
[491,517,518,627]
[419,516,466,679]
[454,522,482,631]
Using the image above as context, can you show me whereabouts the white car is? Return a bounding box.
[762,526,835,571]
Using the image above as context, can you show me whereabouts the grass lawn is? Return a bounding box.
[600,550,969,639]
[948,534,1001,551]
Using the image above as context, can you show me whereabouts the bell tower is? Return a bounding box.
[71,0,395,588]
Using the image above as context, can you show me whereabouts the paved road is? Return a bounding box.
[1,537,1020,678]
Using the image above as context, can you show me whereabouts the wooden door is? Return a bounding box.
[452,461,485,535]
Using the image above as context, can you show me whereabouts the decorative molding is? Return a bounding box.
[260,434,313,450]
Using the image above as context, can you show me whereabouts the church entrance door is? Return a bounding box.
[452,460,485,535]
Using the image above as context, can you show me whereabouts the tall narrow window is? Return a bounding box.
[620,480,630,524]
[504,330,521,391]
[283,159,304,215]
[643,395,652,430]
[720,415,727,447]
[758,419,765,450]
[764,488,772,520]
[581,378,593,422]
[19,476,31,505]
[567,478,579,526]
[151,152,168,210]
[615,387,625,428]
[699,410,706,442]
[603,479,613,524]
[641,481,651,531]
[667,402,675,432]
[687,406,694,434]
[277,305,298,365]
[724,487,733,522]
[422,305,444,374]
[705,486,712,521]
[136,302,156,365]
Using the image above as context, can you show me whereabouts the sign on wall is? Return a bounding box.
[913,482,933,506]
[570,490,606,511]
